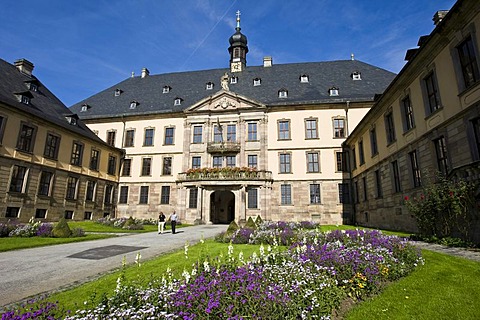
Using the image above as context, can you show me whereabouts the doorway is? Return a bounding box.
[210,190,235,224]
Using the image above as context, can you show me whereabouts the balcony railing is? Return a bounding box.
[207,141,241,154]
[178,168,272,182]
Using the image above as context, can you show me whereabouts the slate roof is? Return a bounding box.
[70,60,396,119]
[0,58,105,143]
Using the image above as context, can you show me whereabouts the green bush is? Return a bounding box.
[245,217,257,230]
[52,218,72,238]
[255,215,263,225]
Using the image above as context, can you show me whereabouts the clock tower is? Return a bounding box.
[228,11,248,73]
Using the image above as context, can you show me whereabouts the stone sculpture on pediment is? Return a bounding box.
[214,97,237,110]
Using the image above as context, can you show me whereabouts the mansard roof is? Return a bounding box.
[70,59,396,119]
[0,58,105,143]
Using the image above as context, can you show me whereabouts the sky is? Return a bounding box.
[1,0,457,107]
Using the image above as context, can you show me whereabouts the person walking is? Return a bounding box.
[170,211,178,234]
[158,212,166,234]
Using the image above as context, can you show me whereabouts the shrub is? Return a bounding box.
[36,223,54,237]
[0,223,16,237]
[71,227,86,237]
[244,216,257,230]
[53,218,72,238]
[255,215,263,225]
[225,220,239,237]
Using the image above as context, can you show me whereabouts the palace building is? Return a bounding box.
[70,12,395,225]
[0,58,123,222]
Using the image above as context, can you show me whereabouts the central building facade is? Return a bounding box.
[71,15,395,224]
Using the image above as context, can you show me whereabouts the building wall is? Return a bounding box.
[0,104,122,222]
[345,1,480,239]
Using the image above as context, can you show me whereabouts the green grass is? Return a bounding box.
[346,250,480,320]
[0,234,115,252]
[47,240,263,313]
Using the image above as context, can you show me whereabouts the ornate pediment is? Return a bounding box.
[184,91,265,114]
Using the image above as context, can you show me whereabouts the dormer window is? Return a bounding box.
[329,87,339,96]
[21,95,30,105]
[130,101,139,109]
[163,86,171,93]
[206,82,214,90]
[65,115,78,126]
[253,78,261,86]
[15,91,33,105]
[351,72,362,80]
[29,83,38,92]
[230,77,237,84]
[174,98,183,106]
[114,89,123,96]
[278,89,288,98]
[81,103,91,112]
[300,74,309,83]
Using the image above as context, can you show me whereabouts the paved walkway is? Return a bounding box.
[0,224,227,308]
[411,241,480,262]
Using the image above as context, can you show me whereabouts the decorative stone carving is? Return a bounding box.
[221,72,229,91]
[215,97,236,110]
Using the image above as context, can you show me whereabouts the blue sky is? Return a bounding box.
[1,0,456,107]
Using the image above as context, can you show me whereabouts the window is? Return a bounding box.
[141,158,152,176]
[310,184,321,204]
[354,181,359,203]
[85,180,96,201]
[6,207,20,218]
[139,186,149,204]
[193,125,203,143]
[472,118,480,159]
[174,98,182,106]
[163,86,171,93]
[38,171,53,196]
[247,122,258,141]
[423,72,441,114]
[161,186,170,204]
[16,123,36,152]
[213,155,222,168]
[130,101,138,109]
[278,89,288,98]
[230,77,238,84]
[70,142,83,166]
[351,72,362,80]
[192,156,201,169]
[281,184,292,205]
[385,111,396,144]
[434,136,449,175]
[90,149,100,171]
[358,140,365,165]
[335,151,344,172]
[0,115,6,144]
[402,95,415,131]
[206,82,214,90]
[300,74,309,83]
[339,183,350,204]
[9,165,28,193]
[306,152,320,173]
[44,133,61,159]
[409,150,422,188]
[227,124,236,141]
[362,177,367,201]
[122,159,132,176]
[124,129,135,147]
[253,78,261,86]
[119,186,129,204]
[333,118,345,138]
[329,87,339,96]
[279,153,291,173]
[305,119,318,139]
[64,210,74,219]
[248,155,257,168]
[457,36,480,88]
[189,188,198,208]
[375,170,383,198]
[370,127,378,156]
[81,105,88,112]
[392,160,402,193]
[278,120,290,140]
[104,185,113,204]
[214,125,223,143]
[226,155,236,167]
[115,88,122,96]
[162,157,172,175]
[247,187,258,208]
[352,147,357,170]
[84,212,93,220]
[29,82,38,91]
[35,209,47,219]
[106,131,116,147]
[164,127,174,145]
[21,95,30,105]
[144,128,154,146]
[66,176,78,200]
[108,155,117,175]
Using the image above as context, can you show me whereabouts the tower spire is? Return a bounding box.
[229,10,248,73]
[236,10,241,30]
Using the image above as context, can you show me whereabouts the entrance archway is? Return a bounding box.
[210,190,235,224]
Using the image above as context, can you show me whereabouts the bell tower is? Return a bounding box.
[228,11,248,73]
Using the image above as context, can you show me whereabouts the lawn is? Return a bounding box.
[0,234,115,252]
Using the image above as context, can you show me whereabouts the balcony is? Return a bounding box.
[177,167,272,182]
[207,141,241,154]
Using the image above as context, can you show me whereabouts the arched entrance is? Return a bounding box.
[210,190,235,224]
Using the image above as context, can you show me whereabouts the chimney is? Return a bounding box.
[263,56,272,67]
[433,10,449,26]
[14,59,34,76]
[141,68,150,78]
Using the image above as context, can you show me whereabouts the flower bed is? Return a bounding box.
[0,218,84,238]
